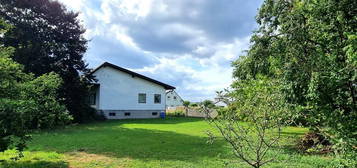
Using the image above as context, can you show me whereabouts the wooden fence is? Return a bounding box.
[166,106,218,118]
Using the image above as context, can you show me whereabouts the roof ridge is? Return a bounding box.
[90,62,176,90]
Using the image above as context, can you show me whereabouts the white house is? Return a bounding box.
[88,62,175,119]
[166,90,184,109]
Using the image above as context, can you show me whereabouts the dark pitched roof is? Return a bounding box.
[90,62,175,90]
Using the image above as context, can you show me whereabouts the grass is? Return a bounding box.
[0,117,336,168]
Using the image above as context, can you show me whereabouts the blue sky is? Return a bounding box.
[58,0,263,102]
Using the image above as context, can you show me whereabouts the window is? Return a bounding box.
[152,112,158,116]
[125,112,131,116]
[88,93,96,105]
[167,96,170,99]
[109,112,116,116]
[173,96,177,100]
[138,93,146,103]
[154,94,161,104]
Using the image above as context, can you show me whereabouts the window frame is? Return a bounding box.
[138,93,146,103]
[88,92,96,105]
[154,94,161,104]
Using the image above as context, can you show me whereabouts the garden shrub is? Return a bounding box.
[0,45,72,155]
[167,109,185,117]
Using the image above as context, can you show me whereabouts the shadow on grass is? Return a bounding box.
[28,121,229,163]
[88,117,205,126]
[280,131,305,136]
[0,160,68,168]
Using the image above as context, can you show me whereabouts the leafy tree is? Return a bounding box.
[0,0,95,123]
[0,19,71,156]
[0,46,72,155]
[201,100,215,109]
[183,100,190,107]
[204,77,290,168]
[233,0,356,152]
[189,103,198,107]
[183,100,190,116]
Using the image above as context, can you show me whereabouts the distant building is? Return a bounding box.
[88,62,175,119]
[166,90,184,109]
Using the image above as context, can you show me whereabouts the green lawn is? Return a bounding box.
[0,117,336,168]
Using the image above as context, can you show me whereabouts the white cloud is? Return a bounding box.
[117,0,153,19]
[109,25,140,50]
[132,36,250,101]
[58,0,85,11]
[57,0,260,101]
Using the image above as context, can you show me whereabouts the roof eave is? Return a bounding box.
[90,62,176,90]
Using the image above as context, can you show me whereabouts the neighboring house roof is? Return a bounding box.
[90,62,175,90]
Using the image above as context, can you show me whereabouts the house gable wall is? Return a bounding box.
[93,66,166,112]
[166,91,183,108]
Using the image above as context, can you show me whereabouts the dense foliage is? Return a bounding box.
[0,0,96,123]
[0,44,72,154]
[232,0,356,160]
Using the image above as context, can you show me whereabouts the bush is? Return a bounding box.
[167,109,185,117]
[330,150,357,168]
[92,109,107,121]
[0,45,72,155]
[189,103,198,107]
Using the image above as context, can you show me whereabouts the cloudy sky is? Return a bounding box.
[58,0,263,102]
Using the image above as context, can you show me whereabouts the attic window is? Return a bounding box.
[174,96,177,100]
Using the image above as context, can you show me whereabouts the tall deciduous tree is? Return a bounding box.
[0,19,72,155]
[233,0,356,151]
[0,0,96,122]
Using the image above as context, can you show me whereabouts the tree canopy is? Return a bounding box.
[0,42,72,156]
[0,0,95,122]
[233,0,356,151]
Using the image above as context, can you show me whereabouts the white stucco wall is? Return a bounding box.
[166,91,183,108]
[93,66,166,111]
